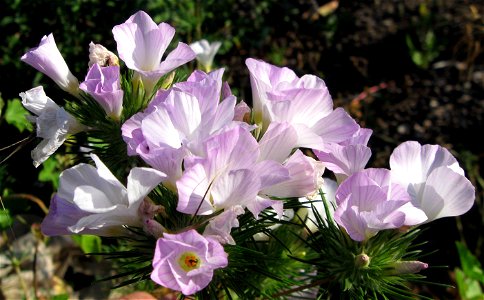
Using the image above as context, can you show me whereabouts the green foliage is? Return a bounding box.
[0,208,13,230]
[455,241,484,300]
[4,99,33,133]
[51,294,70,300]
[72,234,103,255]
[405,3,443,69]
[38,155,61,189]
[299,191,431,300]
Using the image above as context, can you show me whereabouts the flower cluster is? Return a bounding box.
[19,10,475,298]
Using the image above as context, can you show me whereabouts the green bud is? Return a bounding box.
[354,253,370,268]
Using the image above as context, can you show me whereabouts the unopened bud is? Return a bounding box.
[388,260,428,275]
[160,71,176,89]
[88,42,119,67]
[355,253,371,268]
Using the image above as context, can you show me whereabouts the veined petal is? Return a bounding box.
[176,164,213,215]
[21,34,79,95]
[258,122,298,162]
[314,144,371,177]
[141,107,182,149]
[311,107,359,144]
[156,42,196,75]
[420,166,475,221]
[211,169,260,210]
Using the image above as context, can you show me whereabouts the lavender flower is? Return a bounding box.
[21,34,79,96]
[80,64,124,119]
[112,10,195,92]
[151,229,228,295]
[334,168,427,241]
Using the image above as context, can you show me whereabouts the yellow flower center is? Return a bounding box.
[178,252,201,272]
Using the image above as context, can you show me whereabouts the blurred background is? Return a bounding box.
[0,0,482,299]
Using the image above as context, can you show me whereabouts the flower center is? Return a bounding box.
[178,252,201,272]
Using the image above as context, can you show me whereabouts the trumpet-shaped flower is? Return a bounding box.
[21,34,79,96]
[190,39,222,72]
[41,154,166,236]
[80,64,124,119]
[151,229,228,295]
[112,10,195,92]
[334,168,427,241]
[390,141,475,222]
[20,86,85,167]
[246,58,358,149]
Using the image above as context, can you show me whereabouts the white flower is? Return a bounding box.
[19,86,85,167]
[390,141,475,222]
[190,39,222,72]
[41,154,166,236]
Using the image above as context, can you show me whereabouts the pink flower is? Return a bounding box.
[151,229,228,295]
[80,64,124,119]
[246,58,358,149]
[21,34,79,96]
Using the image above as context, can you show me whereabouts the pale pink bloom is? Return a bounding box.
[334,168,427,241]
[19,86,85,167]
[121,70,236,187]
[314,127,373,182]
[315,144,372,182]
[151,229,228,295]
[112,10,195,92]
[246,58,358,149]
[41,154,166,236]
[390,141,475,222]
[21,34,79,96]
[176,125,289,217]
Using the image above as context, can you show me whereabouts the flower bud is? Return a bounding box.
[388,260,429,275]
[355,253,371,268]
